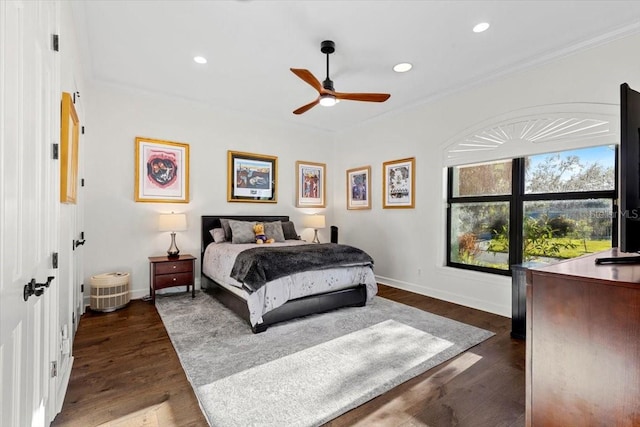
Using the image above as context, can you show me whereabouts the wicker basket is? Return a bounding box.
[90,272,130,312]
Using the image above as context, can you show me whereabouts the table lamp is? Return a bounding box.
[158,212,187,257]
[303,214,325,244]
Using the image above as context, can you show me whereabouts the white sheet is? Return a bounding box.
[202,241,377,326]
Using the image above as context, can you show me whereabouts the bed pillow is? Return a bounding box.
[209,228,226,243]
[229,219,257,244]
[264,221,285,242]
[281,220,300,240]
[219,218,233,241]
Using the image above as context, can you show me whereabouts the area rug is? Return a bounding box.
[155,292,494,427]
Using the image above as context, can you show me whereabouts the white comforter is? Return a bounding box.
[202,241,377,326]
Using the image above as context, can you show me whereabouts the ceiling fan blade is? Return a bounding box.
[293,98,320,115]
[334,92,391,102]
[290,68,323,93]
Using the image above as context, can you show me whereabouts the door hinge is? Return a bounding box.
[80,284,84,293]
[52,143,59,160]
[72,311,76,324]
[52,34,59,52]
[81,125,85,135]
[81,178,85,187]
[52,252,58,269]
[51,361,57,378]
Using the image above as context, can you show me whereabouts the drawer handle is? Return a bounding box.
[172,265,177,269]
[172,278,177,281]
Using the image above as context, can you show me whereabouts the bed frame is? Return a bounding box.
[201,215,367,333]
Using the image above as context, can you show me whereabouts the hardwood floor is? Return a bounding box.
[51,298,208,427]
[52,285,525,427]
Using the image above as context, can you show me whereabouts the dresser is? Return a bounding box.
[148,254,196,302]
[525,248,640,426]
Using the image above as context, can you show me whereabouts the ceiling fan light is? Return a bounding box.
[319,94,337,107]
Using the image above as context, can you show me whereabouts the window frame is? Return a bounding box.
[446,147,618,275]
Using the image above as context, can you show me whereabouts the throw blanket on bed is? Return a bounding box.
[230,243,374,292]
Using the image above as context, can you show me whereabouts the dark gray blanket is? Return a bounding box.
[230,243,374,292]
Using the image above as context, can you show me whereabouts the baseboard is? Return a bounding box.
[55,356,74,415]
[375,275,510,318]
[129,288,149,300]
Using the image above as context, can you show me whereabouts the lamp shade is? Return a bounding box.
[158,213,187,232]
[303,214,326,229]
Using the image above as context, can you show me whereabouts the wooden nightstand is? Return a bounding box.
[148,254,196,302]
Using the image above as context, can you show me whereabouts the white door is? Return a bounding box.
[1,0,60,426]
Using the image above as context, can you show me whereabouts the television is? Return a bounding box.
[619,83,640,254]
[595,83,640,265]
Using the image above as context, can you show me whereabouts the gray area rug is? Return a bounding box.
[155,291,494,427]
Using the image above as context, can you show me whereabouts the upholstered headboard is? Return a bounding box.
[201,215,290,254]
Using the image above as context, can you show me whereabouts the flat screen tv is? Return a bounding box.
[619,83,640,254]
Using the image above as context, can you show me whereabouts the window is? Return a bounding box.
[447,145,617,275]
[450,201,510,270]
[452,160,512,197]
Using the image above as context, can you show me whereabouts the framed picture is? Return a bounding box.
[134,137,189,203]
[228,150,277,203]
[383,157,415,209]
[60,92,80,204]
[296,161,326,208]
[346,166,371,210]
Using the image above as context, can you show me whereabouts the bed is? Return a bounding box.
[200,215,378,333]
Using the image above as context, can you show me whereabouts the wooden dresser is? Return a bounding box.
[525,249,640,426]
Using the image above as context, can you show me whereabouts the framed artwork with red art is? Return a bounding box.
[135,137,190,203]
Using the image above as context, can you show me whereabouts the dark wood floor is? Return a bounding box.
[52,285,525,427]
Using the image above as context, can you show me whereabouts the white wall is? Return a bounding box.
[334,32,640,316]
[83,84,333,300]
[82,32,640,316]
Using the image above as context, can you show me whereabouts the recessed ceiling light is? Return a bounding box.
[473,22,490,33]
[393,62,412,73]
[193,56,207,64]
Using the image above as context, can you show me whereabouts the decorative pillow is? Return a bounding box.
[281,221,300,240]
[264,221,285,242]
[229,219,257,244]
[209,228,226,243]
[219,218,233,241]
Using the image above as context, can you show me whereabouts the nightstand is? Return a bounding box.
[148,254,196,302]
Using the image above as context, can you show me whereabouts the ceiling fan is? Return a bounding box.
[290,40,391,115]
